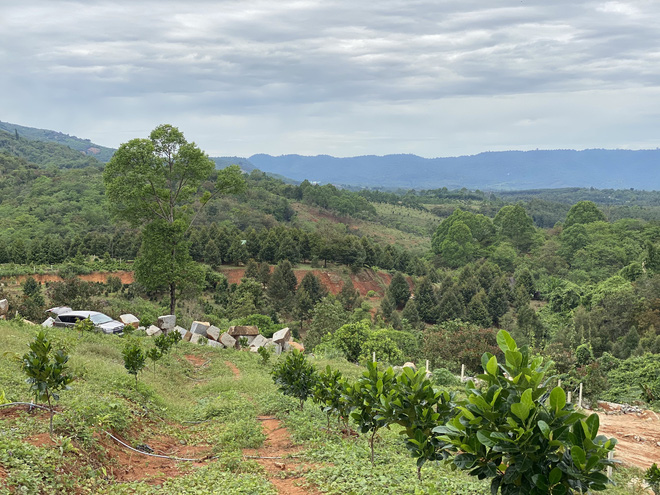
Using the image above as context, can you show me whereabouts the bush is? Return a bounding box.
[271,350,318,410]
[435,330,617,494]
[431,367,459,387]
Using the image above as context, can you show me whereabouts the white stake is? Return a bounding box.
[558,379,561,388]
[607,451,613,479]
[461,364,465,381]
[372,351,376,363]
[578,383,583,408]
[567,391,572,403]
[426,360,429,372]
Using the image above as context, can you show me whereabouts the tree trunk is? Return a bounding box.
[169,282,176,315]
[417,465,422,481]
[47,394,53,436]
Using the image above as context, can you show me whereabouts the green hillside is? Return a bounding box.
[0,321,641,494]
[0,121,115,162]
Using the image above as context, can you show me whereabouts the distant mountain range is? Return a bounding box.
[1,120,658,190]
[247,150,660,190]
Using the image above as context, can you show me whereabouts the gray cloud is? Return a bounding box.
[1,0,660,157]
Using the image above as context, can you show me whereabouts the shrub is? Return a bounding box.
[431,367,459,387]
[122,341,146,387]
[434,330,616,494]
[22,330,73,434]
[271,350,318,410]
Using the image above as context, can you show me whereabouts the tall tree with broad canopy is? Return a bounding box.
[103,124,245,313]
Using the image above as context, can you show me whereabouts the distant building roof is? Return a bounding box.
[228,325,260,336]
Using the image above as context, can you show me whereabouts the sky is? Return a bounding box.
[2,0,660,158]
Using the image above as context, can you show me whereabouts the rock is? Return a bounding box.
[190,333,207,345]
[42,317,54,328]
[157,315,176,331]
[220,332,237,349]
[272,327,291,344]
[249,334,268,349]
[289,341,304,352]
[173,326,188,339]
[146,325,162,337]
[403,362,417,370]
[190,321,210,337]
[206,325,221,341]
[119,314,140,329]
[183,331,193,342]
[0,299,8,315]
[207,340,223,348]
[137,326,146,332]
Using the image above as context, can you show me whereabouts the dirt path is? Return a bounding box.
[244,417,321,495]
[224,361,241,379]
[596,410,660,470]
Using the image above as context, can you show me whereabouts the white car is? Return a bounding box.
[52,310,124,335]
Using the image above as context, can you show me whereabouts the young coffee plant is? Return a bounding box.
[312,365,345,429]
[257,345,271,366]
[73,317,95,338]
[22,330,73,434]
[146,347,162,376]
[434,330,616,495]
[271,350,318,410]
[344,361,396,465]
[381,366,455,479]
[122,341,146,387]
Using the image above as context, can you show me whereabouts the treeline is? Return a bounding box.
[0,130,102,169]
[189,222,429,275]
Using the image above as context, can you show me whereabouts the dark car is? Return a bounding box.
[52,311,124,335]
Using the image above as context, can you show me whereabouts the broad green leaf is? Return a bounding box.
[549,386,566,412]
[477,430,496,448]
[521,388,533,408]
[486,355,498,376]
[571,445,586,469]
[496,329,517,352]
[538,420,550,439]
[549,467,562,485]
[584,413,599,440]
[511,402,530,421]
[505,350,522,369]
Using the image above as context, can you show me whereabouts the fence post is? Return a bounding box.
[461,364,465,381]
[567,391,572,403]
[578,383,583,408]
[372,351,376,363]
[607,451,613,479]
[425,360,429,373]
[558,379,561,388]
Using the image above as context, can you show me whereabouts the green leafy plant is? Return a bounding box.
[434,330,617,494]
[122,341,146,387]
[257,345,271,366]
[73,317,95,338]
[344,361,396,465]
[646,463,660,495]
[22,330,74,434]
[239,336,249,348]
[271,349,318,410]
[312,365,345,429]
[146,347,162,376]
[381,366,454,479]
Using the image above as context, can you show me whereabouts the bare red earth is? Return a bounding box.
[596,409,660,470]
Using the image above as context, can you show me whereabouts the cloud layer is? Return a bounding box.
[2,0,660,157]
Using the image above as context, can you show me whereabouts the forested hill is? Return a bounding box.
[0,129,102,169]
[248,150,660,190]
[0,120,115,162]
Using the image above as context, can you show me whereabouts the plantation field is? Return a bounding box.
[0,321,649,494]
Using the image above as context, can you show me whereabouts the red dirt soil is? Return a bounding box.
[183,354,208,367]
[596,409,660,470]
[3,271,134,285]
[224,361,241,379]
[97,431,211,484]
[0,405,53,421]
[244,417,321,495]
[219,267,400,297]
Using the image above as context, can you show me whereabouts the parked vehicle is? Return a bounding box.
[51,310,124,335]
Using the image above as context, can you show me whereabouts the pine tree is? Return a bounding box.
[467,290,492,328]
[387,272,411,309]
[438,287,464,322]
[380,295,395,320]
[415,277,439,324]
[401,298,420,328]
[338,278,360,311]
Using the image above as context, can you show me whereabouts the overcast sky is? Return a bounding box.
[2,0,660,157]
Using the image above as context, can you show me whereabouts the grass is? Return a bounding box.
[0,320,649,494]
